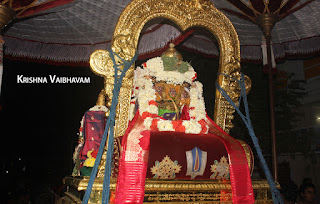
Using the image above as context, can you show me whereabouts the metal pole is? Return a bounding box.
[266,35,278,182]
[256,13,279,181]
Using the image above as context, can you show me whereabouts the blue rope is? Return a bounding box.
[216,72,283,204]
[82,49,138,204]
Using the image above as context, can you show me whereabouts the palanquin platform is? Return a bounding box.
[60,0,276,203]
[63,178,272,203]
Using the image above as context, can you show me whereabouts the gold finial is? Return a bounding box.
[161,43,183,61]
[0,4,16,30]
[256,13,278,38]
[96,89,106,106]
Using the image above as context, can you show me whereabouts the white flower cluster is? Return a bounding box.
[137,78,157,115]
[143,117,153,129]
[189,82,207,121]
[157,120,175,131]
[182,120,202,134]
[79,117,84,137]
[133,67,148,91]
[129,56,208,134]
[89,105,109,112]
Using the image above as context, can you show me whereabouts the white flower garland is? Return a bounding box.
[189,81,207,121]
[182,120,202,134]
[130,57,209,134]
[89,105,109,112]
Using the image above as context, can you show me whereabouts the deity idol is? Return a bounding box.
[114,43,255,204]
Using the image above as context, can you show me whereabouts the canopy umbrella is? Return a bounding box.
[0,0,318,65]
[217,0,318,182]
[0,0,76,94]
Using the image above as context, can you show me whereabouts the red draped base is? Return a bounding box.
[115,113,254,204]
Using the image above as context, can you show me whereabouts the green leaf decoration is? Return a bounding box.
[161,56,189,73]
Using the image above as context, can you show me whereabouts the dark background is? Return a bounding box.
[0,59,104,202]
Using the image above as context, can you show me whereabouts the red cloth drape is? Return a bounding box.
[115,112,254,204]
[115,113,150,203]
[79,111,106,165]
[206,116,255,203]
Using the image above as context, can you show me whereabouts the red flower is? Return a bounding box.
[172,120,179,130]
[178,124,186,132]
[150,119,159,130]
[141,112,158,119]
[172,120,186,132]
[91,149,98,158]
[148,100,158,106]
[192,73,197,81]
[198,119,208,134]
[109,191,116,204]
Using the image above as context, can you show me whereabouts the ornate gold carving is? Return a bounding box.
[151,155,182,179]
[97,147,107,178]
[90,0,247,135]
[95,89,106,106]
[145,192,231,202]
[214,69,252,132]
[64,177,274,203]
[238,139,254,174]
[161,43,183,60]
[97,137,121,178]
[210,156,230,180]
[64,177,273,191]
[90,50,114,78]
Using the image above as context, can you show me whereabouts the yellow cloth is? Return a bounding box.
[83,150,96,167]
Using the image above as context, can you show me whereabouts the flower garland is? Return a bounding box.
[130,57,208,134]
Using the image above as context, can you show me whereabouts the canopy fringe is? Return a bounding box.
[2,35,320,65]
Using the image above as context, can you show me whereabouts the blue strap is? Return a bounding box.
[216,72,283,204]
[82,49,138,204]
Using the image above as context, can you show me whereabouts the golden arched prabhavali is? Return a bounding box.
[90,0,251,137]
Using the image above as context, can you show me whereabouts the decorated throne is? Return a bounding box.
[63,0,274,203]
